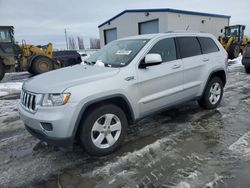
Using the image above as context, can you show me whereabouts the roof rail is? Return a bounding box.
[165,30,206,33]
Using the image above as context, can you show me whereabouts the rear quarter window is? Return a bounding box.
[176,37,202,58]
[198,37,219,54]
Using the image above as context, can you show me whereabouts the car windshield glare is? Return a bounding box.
[86,39,149,67]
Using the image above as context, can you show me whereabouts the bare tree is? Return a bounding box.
[68,36,77,49]
[89,38,100,49]
[77,36,85,49]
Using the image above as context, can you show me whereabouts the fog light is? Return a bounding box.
[40,122,53,131]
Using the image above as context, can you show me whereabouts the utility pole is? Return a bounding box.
[64,28,68,50]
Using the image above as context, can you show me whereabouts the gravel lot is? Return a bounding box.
[1,59,250,188]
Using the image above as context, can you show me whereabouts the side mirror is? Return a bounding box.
[139,53,162,69]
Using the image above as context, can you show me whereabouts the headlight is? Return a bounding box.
[42,93,71,106]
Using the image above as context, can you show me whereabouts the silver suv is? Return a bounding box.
[18,33,228,156]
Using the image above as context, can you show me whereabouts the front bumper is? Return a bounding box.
[25,124,74,149]
[18,102,79,149]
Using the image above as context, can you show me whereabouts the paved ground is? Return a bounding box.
[0,60,250,188]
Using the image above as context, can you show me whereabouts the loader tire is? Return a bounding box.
[0,60,5,81]
[31,56,53,75]
[228,44,240,59]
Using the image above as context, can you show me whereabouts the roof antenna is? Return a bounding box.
[186,25,190,31]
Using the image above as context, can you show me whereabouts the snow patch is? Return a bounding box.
[0,82,23,90]
[228,55,243,70]
[228,131,250,156]
[175,181,191,188]
[187,170,201,180]
[0,91,9,97]
[0,82,22,97]
[205,173,224,188]
[92,137,176,176]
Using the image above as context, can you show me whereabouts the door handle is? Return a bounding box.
[172,64,181,69]
[203,58,209,62]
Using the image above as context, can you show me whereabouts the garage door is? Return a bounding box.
[139,19,159,35]
[104,28,117,44]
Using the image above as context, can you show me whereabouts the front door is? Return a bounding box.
[136,37,184,117]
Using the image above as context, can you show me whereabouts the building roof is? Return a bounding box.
[0,25,14,29]
[98,8,231,28]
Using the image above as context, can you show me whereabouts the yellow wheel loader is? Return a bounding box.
[0,26,60,80]
[219,25,249,59]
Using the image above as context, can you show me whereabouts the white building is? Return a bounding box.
[98,8,230,47]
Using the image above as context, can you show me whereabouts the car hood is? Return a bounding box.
[23,65,120,93]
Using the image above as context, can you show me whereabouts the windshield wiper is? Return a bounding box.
[84,61,95,65]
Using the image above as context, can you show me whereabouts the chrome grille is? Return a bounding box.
[21,90,37,112]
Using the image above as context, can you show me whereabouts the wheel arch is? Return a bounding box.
[201,69,226,97]
[72,94,135,139]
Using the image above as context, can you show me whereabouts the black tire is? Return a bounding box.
[228,44,240,59]
[0,60,5,81]
[79,104,128,156]
[27,66,34,75]
[198,77,223,109]
[245,66,250,74]
[31,56,53,75]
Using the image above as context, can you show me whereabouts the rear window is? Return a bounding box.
[176,37,202,58]
[198,37,219,54]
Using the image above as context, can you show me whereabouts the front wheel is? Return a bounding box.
[198,77,223,109]
[79,104,128,156]
[0,61,5,81]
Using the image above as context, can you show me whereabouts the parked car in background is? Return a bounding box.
[52,50,82,67]
[18,32,227,156]
[242,43,250,73]
[78,49,99,62]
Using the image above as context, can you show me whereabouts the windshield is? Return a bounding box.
[86,39,149,67]
[225,26,239,38]
[0,28,12,43]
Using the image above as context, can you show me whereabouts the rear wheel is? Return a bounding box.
[31,56,53,75]
[228,44,240,59]
[245,66,250,74]
[0,60,5,81]
[79,104,128,156]
[198,77,223,109]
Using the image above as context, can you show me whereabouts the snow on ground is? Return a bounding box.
[92,137,176,177]
[228,131,250,157]
[228,55,243,69]
[0,54,250,187]
[0,82,23,97]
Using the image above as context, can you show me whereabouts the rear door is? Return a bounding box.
[176,37,209,98]
[136,37,183,117]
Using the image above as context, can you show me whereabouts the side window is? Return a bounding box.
[0,29,11,42]
[148,38,176,62]
[198,37,219,54]
[176,37,202,58]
